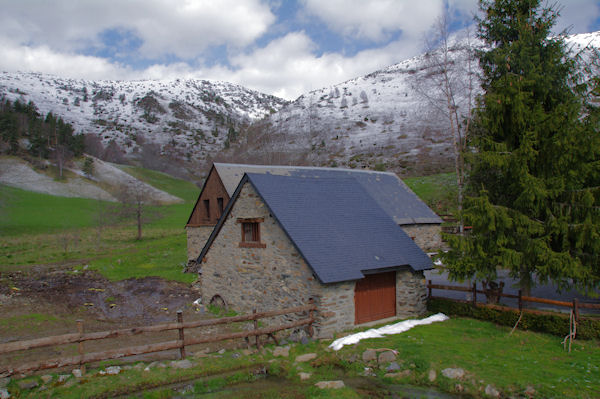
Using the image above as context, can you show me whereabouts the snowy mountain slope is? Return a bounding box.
[0,73,287,178]
[226,31,600,175]
[1,31,597,179]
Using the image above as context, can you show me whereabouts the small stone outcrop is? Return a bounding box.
[441,367,465,380]
[295,353,317,363]
[315,380,345,389]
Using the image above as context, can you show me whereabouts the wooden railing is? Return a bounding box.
[427,280,600,320]
[0,302,317,377]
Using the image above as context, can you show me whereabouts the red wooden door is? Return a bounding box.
[354,271,396,324]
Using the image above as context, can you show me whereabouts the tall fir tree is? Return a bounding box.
[444,0,600,294]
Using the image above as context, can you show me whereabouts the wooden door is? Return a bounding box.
[354,271,396,324]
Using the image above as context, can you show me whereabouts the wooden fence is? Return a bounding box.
[0,302,317,377]
[427,280,600,320]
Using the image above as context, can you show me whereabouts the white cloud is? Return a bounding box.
[0,39,133,81]
[201,31,423,100]
[0,0,275,59]
[554,0,600,34]
[301,0,444,42]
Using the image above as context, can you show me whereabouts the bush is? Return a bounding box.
[427,297,600,340]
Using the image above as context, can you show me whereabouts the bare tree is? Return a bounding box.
[52,143,72,179]
[113,181,162,240]
[412,13,477,232]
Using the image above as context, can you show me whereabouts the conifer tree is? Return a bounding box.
[444,0,600,294]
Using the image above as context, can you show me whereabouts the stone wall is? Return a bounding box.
[200,181,429,338]
[396,269,427,317]
[400,224,442,252]
[186,226,213,263]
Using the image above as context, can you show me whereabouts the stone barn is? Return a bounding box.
[185,163,442,268]
[196,173,435,338]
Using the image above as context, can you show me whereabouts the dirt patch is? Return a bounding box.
[0,270,254,372]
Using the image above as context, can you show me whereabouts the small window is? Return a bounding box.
[203,199,210,219]
[237,218,266,248]
[242,222,259,242]
[217,197,224,216]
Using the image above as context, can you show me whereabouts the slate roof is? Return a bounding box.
[199,173,433,284]
[213,163,441,225]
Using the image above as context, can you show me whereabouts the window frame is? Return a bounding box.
[237,217,266,248]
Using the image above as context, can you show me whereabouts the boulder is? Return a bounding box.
[428,369,437,382]
[72,369,83,378]
[171,359,193,369]
[295,353,317,362]
[378,351,397,364]
[299,372,312,381]
[106,366,121,375]
[442,367,465,380]
[485,384,500,398]
[0,388,9,399]
[17,380,38,390]
[362,349,377,362]
[386,362,401,372]
[272,346,290,357]
[40,375,53,384]
[315,380,345,389]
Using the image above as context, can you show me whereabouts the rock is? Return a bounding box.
[0,388,9,399]
[41,375,53,384]
[72,368,83,378]
[361,367,376,377]
[378,351,397,364]
[0,379,9,388]
[58,375,70,383]
[122,365,133,370]
[455,384,464,393]
[133,363,145,370]
[231,353,240,359]
[386,362,401,372]
[362,349,377,362]
[384,370,411,379]
[272,346,290,357]
[428,369,437,382]
[171,359,193,369]
[442,367,465,380]
[218,349,226,354]
[315,380,345,389]
[524,386,536,398]
[106,366,121,375]
[17,380,38,390]
[299,372,312,381]
[241,349,255,356]
[485,384,500,398]
[295,353,317,362]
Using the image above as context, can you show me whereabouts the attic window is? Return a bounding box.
[237,218,266,248]
[203,199,210,219]
[217,197,224,216]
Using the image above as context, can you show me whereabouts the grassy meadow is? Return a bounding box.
[0,167,200,283]
[7,317,599,398]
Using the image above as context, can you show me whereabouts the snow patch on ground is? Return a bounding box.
[329,313,449,351]
[0,157,116,201]
[0,156,183,204]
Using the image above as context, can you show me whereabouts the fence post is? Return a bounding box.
[253,309,261,350]
[428,280,432,299]
[518,290,522,311]
[572,298,579,322]
[307,298,315,337]
[76,319,85,375]
[177,311,186,359]
[472,282,477,306]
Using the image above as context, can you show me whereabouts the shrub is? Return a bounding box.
[427,297,600,340]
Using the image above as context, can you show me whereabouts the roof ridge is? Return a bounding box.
[213,162,397,177]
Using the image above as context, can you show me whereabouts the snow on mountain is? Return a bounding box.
[226,31,600,176]
[1,31,597,179]
[0,73,287,178]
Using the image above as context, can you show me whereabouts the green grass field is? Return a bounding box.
[404,172,457,215]
[0,166,200,283]
[8,316,599,398]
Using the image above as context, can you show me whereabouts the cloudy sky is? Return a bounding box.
[1,0,599,100]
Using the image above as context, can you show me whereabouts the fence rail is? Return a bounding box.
[427,280,600,320]
[0,302,317,377]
